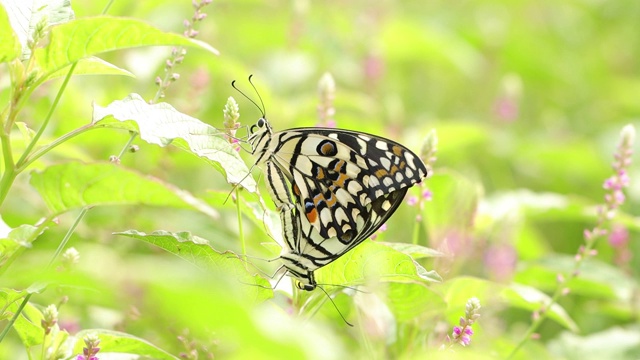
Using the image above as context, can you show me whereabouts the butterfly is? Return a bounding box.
[248,116,428,291]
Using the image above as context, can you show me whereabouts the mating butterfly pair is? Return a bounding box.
[248,113,428,291]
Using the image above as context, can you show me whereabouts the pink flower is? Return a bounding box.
[608,225,629,247]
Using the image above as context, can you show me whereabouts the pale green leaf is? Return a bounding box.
[42,56,135,82]
[0,223,43,275]
[0,0,74,60]
[10,300,44,347]
[502,283,579,332]
[386,282,446,322]
[0,3,21,62]
[115,230,273,302]
[72,329,178,360]
[316,241,442,288]
[378,241,445,259]
[34,16,218,78]
[29,162,219,218]
[93,94,256,192]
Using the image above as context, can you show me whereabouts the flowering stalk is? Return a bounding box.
[76,333,100,360]
[507,124,635,359]
[444,297,481,348]
[151,0,211,104]
[223,97,241,152]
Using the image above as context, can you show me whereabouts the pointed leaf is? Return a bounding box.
[42,56,135,82]
[29,162,219,218]
[0,223,42,274]
[115,230,273,302]
[72,329,178,360]
[34,16,218,78]
[502,283,579,332]
[93,94,256,192]
[1,0,74,60]
[378,241,445,259]
[316,241,442,288]
[386,282,446,322]
[0,3,21,62]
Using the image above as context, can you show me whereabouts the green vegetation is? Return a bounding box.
[0,1,638,359]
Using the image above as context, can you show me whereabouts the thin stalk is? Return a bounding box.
[0,294,32,342]
[16,62,77,169]
[17,123,95,172]
[236,188,246,268]
[0,130,16,206]
[47,207,90,269]
[114,132,138,161]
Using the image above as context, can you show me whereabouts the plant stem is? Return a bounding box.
[0,130,16,206]
[47,207,90,269]
[0,293,32,343]
[16,63,77,169]
[236,188,246,268]
[17,123,95,172]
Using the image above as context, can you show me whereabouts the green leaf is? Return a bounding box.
[1,0,74,60]
[502,283,579,332]
[33,16,218,78]
[0,4,21,62]
[385,282,446,322]
[11,300,45,347]
[378,241,445,260]
[42,56,135,82]
[0,221,43,274]
[115,230,273,302]
[316,241,442,288]
[29,162,219,217]
[516,255,637,301]
[93,94,257,192]
[72,329,178,360]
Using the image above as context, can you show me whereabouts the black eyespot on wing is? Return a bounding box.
[317,139,338,156]
[339,229,355,244]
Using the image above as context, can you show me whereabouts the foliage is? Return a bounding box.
[1,0,639,359]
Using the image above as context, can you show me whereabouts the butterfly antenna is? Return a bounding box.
[248,74,266,117]
[231,77,265,117]
[317,285,354,327]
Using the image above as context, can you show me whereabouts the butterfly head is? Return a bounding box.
[247,117,273,152]
[293,274,317,292]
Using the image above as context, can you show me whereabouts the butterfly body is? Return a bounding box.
[249,118,428,290]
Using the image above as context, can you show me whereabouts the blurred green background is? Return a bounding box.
[2,0,639,359]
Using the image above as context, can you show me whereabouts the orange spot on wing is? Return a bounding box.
[306,208,318,223]
[333,160,346,172]
[293,184,301,197]
[325,192,337,207]
[390,165,399,175]
[334,173,349,187]
[374,169,388,178]
[316,167,325,179]
[392,145,403,157]
[321,142,335,155]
